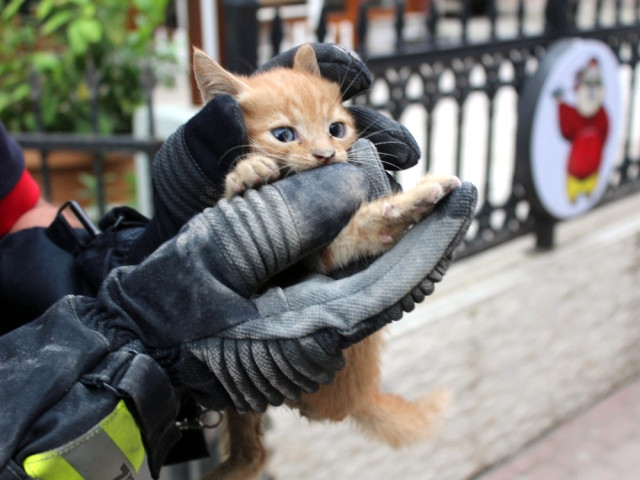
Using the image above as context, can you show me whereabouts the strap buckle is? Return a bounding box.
[45,200,100,255]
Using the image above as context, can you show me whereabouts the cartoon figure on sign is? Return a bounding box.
[553,58,609,202]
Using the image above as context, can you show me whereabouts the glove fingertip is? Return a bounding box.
[241,340,285,408]
[348,106,421,170]
[204,339,252,412]
[284,339,336,385]
[226,340,270,413]
[258,43,371,99]
[253,342,301,403]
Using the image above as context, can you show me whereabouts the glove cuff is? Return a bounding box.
[149,95,250,244]
[152,125,220,236]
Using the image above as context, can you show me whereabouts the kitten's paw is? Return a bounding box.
[225,156,280,198]
[407,174,460,216]
[310,173,461,272]
[415,174,461,204]
[379,231,394,244]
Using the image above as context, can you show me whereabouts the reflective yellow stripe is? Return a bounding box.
[100,400,145,472]
[23,453,84,480]
[23,400,145,480]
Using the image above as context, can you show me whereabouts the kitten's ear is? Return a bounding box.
[292,44,321,77]
[193,47,248,103]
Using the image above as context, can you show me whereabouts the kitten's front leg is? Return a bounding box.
[225,155,280,199]
[314,174,461,273]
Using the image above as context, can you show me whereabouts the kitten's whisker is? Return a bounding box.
[362,139,407,151]
[348,154,402,173]
[357,129,411,147]
[342,162,392,194]
[349,143,403,160]
[338,59,369,102]
[347,149,398,168]
[219,144,254,166]
[351,121,385,140]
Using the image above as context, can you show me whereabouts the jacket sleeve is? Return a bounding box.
[0,122,41,237]
[0,296,181,480]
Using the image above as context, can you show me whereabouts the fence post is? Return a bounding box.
[222,0,260,74]
[270,8,284,56]
[534,216,556,251]
[394,0,406,49]
[545,0,575,37]
[520,0,575,251]
[357,2,369,56]
[518,0,576,252]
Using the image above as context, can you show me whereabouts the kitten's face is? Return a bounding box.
[193,45,358,173]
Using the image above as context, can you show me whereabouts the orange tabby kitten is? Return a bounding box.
[193,44,459,480]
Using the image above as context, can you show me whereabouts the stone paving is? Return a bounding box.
[474,376,640,480]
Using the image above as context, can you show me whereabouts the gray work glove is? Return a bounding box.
[81,161,476,414]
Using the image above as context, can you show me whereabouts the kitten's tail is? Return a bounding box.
[350,388,451,448]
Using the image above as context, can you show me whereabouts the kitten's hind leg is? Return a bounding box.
[314,174,461,272]
[201,410,267,480]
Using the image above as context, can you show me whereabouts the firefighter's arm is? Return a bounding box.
[0,161,475,480]
[0,298,180,480]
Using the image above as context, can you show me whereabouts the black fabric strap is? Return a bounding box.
[81,350,182,479]
[112,353,182,478]
[44,201,97,255]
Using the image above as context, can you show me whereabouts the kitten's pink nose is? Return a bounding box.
[313,148,336,164]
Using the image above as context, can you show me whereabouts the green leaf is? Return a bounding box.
[67,26,88,54]
[42,11,74,35]
[0,93,11,113]
[67,18,102,54]
[9,84,31,103]
[36,0,56,20]
[81,2,96,18]
[73,18,103,44]
[2,0,27,21]
[31,52,59,71]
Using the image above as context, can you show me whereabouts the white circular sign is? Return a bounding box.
[525,39,622,220]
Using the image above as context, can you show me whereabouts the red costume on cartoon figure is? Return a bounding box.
[554,57,609,202]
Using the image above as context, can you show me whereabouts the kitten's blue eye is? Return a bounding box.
[272,127,296,142]
[329,122,346,138]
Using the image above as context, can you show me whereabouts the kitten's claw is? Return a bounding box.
[379,232,394,244]
[447,175,462,191]
[415,174,461,206]
[425,183,445,205]
[225,174,247,198]
[381,202,397,219]
[425,175,461,199]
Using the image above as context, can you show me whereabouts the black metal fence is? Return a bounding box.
[9,65,162,219]
[9,0,640,259]
[12,132,162,218]
[223,0,640,258]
